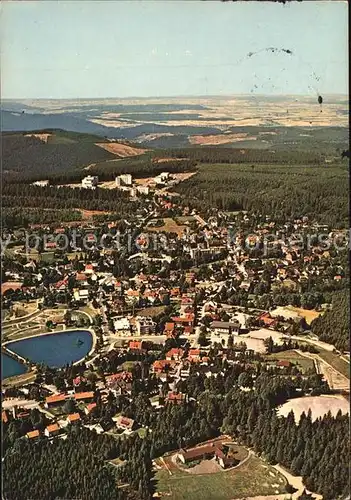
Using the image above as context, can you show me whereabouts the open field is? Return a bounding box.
[277,395,349,421]
[155,454,286,500]
[137,306,166,318]
[265,350,315,374]
[147,218,187,237]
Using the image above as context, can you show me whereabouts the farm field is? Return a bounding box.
[265,350,315,374]
[154,454,287,500]
[277,395,349,421]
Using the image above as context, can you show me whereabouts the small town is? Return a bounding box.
[2,177,349,500]
[1,2,349,500]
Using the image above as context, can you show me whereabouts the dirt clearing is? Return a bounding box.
[277,395,349,421]
[95,142,148,157]
[24,133,52,143]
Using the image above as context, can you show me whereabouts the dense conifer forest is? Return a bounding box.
[175,162,348,227]
[3,361,349,500]
[311,290,350,351]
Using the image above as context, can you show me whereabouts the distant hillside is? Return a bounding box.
[1,110,222,142]
[2,130,118,180]
[1,110,117,137]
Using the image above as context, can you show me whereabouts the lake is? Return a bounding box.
[3,330,93,379]
[1,353,28,380]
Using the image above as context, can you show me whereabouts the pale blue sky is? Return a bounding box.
[0,1,348,99]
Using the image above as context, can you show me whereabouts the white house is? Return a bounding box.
[114,317,131,332]
[82,176,98,189]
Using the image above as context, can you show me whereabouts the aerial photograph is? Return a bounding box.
[0,1,349,499]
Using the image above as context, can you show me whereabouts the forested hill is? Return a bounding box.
[2,131,115,179]
[311,290,350,351]
[2,130,155,181]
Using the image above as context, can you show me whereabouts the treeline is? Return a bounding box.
[2,207,83,228]
[311,290,350,351]
[2,182,138,215]
[3,424,152,500]
[175,163,348,227]
[46,157,197,184]
[2,133,116,180]
[163,146,325,165]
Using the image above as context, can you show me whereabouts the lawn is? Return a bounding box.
[317,350,350,379]
[137,305,166,318]
[265,350,316,374]
[154,455,287,500]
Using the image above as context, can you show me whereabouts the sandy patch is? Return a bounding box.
[89,119,140,128]
[277,395,349,421]
[189,133,257,146]
[24,133,52,143]
[95,142,148,157]
[270,306,321,325]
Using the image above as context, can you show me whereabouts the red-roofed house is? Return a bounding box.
[26,429,40,440]
[188,349,201,362]
[152,360,175,374]
[115,415,135,432]
[165,348,184,361]
[74,391,94,402]
[84,403,97,415]
[129,340,145,351]
[258,312,277,328]
[67,413,81,424]
[45,394,67,408]
[167,391,186,405]
[44,423,60,437]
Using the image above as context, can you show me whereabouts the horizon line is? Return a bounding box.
[2,92,348,101]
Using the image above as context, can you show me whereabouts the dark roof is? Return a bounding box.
[211,320,240,329]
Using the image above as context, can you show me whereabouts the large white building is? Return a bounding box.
[82,175,98,189]
[136,185,149,195]
[114,317,131,332]
[32,180,49,187]
[116,174,132,187]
